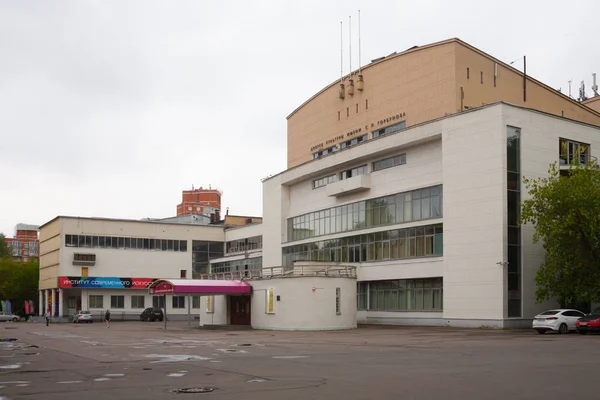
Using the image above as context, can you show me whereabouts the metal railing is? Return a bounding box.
[199,264,357,281]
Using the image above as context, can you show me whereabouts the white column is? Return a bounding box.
[51,289,57,317]
[58,289,64,317]
[38,291,43,316]
[81,290,89,311]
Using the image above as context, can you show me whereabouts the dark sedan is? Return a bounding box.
[140,307,164,322]
[576,307,600,334]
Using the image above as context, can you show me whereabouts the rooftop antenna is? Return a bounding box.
[338,21,345,99]
[346,15,354,96]
[568,80,572,98]
[356,9,364,91]
[579,80,587,102]
[592,73,598,96]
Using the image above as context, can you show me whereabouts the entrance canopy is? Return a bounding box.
[148,279,251,296]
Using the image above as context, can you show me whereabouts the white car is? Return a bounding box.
[0,313,20,322]
[532,309,585,334]
[72,310,93,323]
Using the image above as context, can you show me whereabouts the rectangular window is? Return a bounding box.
[373,153,406,171]
[336,287,341,315]
[172,296,185,309]
[180,269,187,278]
[507,126,521,318]
[110,295,124,309]
[339,134,368,150]
[153,296,165,309]
[559,138,590,166]
[340,165,368,180]
[372,121,406,139]
[89,295,103,309]
[192,296,201,309]
[313,174,336,189]
[131,296,145,309]
[364,278,442,311]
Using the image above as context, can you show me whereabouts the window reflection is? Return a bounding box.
[282,224,443,265]
[288,185,442,242]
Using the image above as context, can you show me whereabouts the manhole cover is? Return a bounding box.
[169,387,215,393]
[0,338,18,342]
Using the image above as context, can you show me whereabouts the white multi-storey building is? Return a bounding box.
[261,102,600,328]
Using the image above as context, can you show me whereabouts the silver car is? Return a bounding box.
[72,310,93,323]
[0,313,20,322]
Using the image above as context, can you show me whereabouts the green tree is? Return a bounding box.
[520,162,600,308]
[0,258,39,316]
[0,233,12,259]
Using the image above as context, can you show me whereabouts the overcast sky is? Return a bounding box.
[0,0,597,237]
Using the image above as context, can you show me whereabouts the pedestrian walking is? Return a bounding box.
[104,309,111,328]
[45,310,50,326]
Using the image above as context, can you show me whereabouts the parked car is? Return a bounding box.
[0,313,20,322]
[140,307,164,322]
[72,310,93,323]
[576,307,600,334]
[532,309,585,334]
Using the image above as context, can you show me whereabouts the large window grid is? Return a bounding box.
[288,185,442,242]
[192,241,224,278]
[359,278,443,311]
[372,121,406,139]
[507,126,522,318]
[282,224,443,266]
[226,236,262,254]
[211,257,262,274]
[65,234,187,252]
[313,174,336,189]
[373,153,407,172]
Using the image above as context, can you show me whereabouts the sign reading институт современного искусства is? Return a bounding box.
[310,112,407,152]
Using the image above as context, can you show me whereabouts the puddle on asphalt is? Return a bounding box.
[144,354,212,363]
[168,387,215,394]
[0,364,22,370]
[93,377,110,382]
[247,378,267,383]
[216,349,247,354]
[167,373,185,377]
[272,356,310,359]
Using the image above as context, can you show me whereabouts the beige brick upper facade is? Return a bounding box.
[286,38,600,169]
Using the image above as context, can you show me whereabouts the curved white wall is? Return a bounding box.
[250,276,357,331]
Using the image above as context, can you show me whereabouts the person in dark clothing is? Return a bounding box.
[104,309,111,328]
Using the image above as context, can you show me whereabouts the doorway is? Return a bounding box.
[229,296,251,325]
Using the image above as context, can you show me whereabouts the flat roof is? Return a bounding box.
[39,215,227,230]
[149,279,251,295]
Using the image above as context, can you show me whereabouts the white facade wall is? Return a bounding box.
[250,277,357,330]
[198,295,229,325]
[504,107,600,319]
[261,103,600,328]
[65,289,201,320]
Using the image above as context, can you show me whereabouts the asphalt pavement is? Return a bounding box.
[0,321,596,399]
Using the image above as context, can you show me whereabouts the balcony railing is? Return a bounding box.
[199,264,357,281]
[559,153,598,167]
